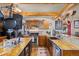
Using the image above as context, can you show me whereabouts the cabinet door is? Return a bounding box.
[47,39,53,56]
[38,35,46,46]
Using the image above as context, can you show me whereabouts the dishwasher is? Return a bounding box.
[53,44,61,56]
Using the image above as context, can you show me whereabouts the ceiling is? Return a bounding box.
[0,3,77,18]
[17,3,76,18]
[0,3,11,7]
[17,4,65,12]
[68,4,79,19]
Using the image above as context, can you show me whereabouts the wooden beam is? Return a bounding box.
[57,4,69,17]
[56,4,76,19]
[66,4,77,11]
[59,4,69,13]
[19,12,59,16]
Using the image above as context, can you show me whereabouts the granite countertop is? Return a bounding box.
[0,37,31,56]
[51,39,79,50]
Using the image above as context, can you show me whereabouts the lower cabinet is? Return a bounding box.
[19,40,32,56]
[53,43,79,56]
[19,50,25,56]
[38,35,47,47]
[46,39,61,56]
[46,39,53,56]
[47,39,79,56]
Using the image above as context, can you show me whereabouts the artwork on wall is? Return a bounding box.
[74,20,79,28]
[55,20,62,30]
[26,20,49,29]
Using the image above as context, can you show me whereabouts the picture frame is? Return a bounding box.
[74,20,79,28]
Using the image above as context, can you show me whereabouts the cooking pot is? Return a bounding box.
[3,18,16,29]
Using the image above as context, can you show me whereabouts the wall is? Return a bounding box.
[71,17,79,35]
[22,16,55,35]
[68,4,79,35]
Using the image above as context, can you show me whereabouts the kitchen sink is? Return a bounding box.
[49,37,59,40]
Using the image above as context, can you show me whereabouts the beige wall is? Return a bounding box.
[22,16,55,35]
[64,4,79,35]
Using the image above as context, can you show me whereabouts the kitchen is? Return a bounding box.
[0,3,79,56]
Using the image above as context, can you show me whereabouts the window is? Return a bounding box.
[74,20,79,28]
[55,20,62,30]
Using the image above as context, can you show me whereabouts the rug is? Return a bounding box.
[37,47,49,56]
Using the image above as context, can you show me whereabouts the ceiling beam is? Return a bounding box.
[65,4,77,11]
[55,4,76,19]
[55,4,69,18]
[19,12,59,16]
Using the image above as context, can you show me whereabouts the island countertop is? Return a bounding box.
[0,37,31,56]
[51,40,79,50]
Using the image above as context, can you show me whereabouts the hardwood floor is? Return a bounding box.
[31,43,50,56]
[31,47,38,56]
[31,43,38,56]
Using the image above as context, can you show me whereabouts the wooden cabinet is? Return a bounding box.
[46,37,59,56]
[46,39,53,56]
[52,40,79,56]
[53,43,79,56]
[38,35,47,47]
[19,40,32,56]
[0,37,32,56]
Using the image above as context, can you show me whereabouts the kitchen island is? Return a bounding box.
[0,36,32,56]
[49,35,79,56]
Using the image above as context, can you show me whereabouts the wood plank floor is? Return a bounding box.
[31,43,50,56]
